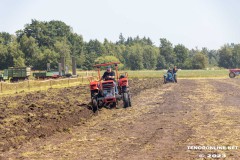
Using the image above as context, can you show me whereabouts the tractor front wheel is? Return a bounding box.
[229,72,235,78]
[123,93,130,108]
[92,98,98,113]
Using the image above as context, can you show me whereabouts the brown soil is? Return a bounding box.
[0,78,161,153]
[0,85,91,152]
[1,78,240,160]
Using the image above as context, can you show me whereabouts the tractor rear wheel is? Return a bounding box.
[123,93,130,108]
[229,72,235,78]
[92,98,98,113]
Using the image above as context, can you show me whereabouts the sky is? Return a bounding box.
[0,0,239,49]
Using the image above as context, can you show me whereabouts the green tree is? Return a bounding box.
[156,54,166,69]
[68,33,84,65]
[54,39,71,66]
[183,58,193,69]
[218,44,234,68]
[232,44,240,68]
[35,49,59,70]
[0,44,12,69]
[117,33,125,45]
[174,44,188,68]
[103,38,116,56]
[159,38,176,66]
[0,32,12,45]
[142,46,158,69]
[8,41,25,67]
[2,19,240,71]
[192,52,208,69]
[201,47,219,67]
[126,44,144,70]
[82,52,97,70]
[19,19,72,48]
[85,39,105,55]
[19,34,40,67]
[207,50,219,67]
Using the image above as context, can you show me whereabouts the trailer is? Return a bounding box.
[33,71,61,79]
[0,67,31,82]
[33,71,73,79]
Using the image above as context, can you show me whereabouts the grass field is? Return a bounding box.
[77,69,229,79]
[0,77,90,96]
[0,69,231,96]
[1,69,230,79]
[126,69,229,78]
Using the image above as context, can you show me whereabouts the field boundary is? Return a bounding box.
[0,69,230,96]
[0,76,95,96]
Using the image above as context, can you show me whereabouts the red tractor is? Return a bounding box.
[229,69,240,78]
[89,62,131,112]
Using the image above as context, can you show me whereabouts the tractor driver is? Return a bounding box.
[101,66,118,94]
[101,66,115,81]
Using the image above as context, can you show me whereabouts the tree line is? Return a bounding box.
[0,20,239,70]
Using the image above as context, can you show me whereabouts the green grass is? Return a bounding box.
[0,77,89,96]
[120,69,229,79]
[77,69,230,79]
[177,69,229,78]
[0,69,230,96]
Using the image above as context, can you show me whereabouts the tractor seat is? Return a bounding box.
[119,75,125,79]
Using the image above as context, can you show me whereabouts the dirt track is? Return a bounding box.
[1,78,240,159]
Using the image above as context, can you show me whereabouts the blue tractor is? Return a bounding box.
[164,69,177,84]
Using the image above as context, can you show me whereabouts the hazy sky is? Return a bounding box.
[0,0,239,49]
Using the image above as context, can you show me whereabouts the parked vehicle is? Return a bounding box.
[0,67,31,82]
[33,71,60,79]
[33,58,74,79]
[229,69,240,78]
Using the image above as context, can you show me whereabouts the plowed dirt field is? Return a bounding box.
[1,78,240,160]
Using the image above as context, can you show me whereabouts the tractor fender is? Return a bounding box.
[118,77,128,87]
[90,81,99,90]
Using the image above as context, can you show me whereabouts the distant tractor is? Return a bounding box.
[164,69,177,84]
[89,62,131,112]
[229,69,240,78]
[0,67,31,82]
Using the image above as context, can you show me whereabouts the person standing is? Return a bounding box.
[173,66,178,74]
[173,66,178,83]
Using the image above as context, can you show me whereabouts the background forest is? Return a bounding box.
[0,20,239,70]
